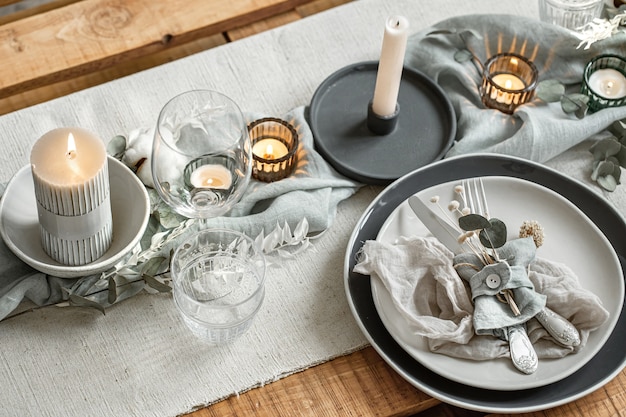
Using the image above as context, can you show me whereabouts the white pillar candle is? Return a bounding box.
[190,164,233,189]
[31,127,112,266]
[587,68,626,98]
[371,15,409,117]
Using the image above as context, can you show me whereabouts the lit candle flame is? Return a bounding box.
[504,79,513,90]
[263,144,275,160]
[606,81,614,93]
[67,133,77,160]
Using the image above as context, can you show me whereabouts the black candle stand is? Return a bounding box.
[309,61,457,185]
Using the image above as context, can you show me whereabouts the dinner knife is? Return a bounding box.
[407,195,463,254]
[408,193,541,373]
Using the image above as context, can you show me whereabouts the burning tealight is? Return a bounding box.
[582,55,626,111]
[480,53,538,114]
[30,127,112,265]
[189,164,233,189]
[248,118,298,182]
[252,139,289,161]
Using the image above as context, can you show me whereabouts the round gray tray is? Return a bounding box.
[309,61,456,185]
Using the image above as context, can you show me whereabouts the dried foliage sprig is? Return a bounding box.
[575,11,626,50]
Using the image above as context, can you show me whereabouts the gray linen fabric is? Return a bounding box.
[454,238,547,339]
[0,106,361,321]
[353,236,609,361]
[406,14,626,162]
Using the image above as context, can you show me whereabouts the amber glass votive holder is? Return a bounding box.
[480,53,538,114]
[581,54,626,112]
[249,117,299,182]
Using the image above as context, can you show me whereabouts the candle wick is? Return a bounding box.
[67,150,77,160]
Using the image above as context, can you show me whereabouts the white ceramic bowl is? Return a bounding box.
[0,157,150,278]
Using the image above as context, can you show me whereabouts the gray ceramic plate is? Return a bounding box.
[344,153,626,413]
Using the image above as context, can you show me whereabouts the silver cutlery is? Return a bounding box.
[407,178,581,374]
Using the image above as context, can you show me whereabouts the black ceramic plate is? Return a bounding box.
[309,61,456,185]
[344,153,626,413]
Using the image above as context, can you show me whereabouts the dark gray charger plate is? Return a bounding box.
[309,61,456,185]
[344,153,626,413]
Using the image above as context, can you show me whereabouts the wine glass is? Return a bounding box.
[152,90,251,219]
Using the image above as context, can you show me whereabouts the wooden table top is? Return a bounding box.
[1,1,624,416]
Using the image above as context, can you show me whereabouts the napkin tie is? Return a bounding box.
[354,236,609,360]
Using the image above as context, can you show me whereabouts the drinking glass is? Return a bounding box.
[538,0,604,30]
[152,90,251,219]
[171,229,266,344]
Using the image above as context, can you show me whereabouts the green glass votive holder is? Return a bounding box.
[249,117,299,183]
[581,54,626,112]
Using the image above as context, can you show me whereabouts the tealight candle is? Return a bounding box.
[480,53,538,114]
[491,73,527,104]
[30,127,112,265]
[248,118,299,182]
[252,139,289,162]
[582,54,626,112]
[189,164,233,189]
[587,69,626,98]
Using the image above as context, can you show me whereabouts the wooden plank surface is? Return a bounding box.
[184,346,440,417]
[0,0,352,115]
[0,0,320,99]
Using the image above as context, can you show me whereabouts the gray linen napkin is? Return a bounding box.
[406,14,626,162]
[353,236,609,360]
[0,106,361,320]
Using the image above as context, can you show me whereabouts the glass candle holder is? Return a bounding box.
[581,54,626,112]
[538,0,603,30]
[249,117,298,182]
[480,53,539,114]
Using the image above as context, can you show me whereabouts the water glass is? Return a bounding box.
[171,229,266,344]
[538,0,604,30]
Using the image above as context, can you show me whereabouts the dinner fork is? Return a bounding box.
[464,179,581,346]
[466,179,581,347]
[462,178,538,374]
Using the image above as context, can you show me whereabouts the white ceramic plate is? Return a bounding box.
[0,157,150,278]
[372,176,624,391]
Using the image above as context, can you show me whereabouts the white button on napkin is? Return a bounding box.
[486,274,501,289]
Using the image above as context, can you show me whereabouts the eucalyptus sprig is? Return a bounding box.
[535,79,590,119]
[588,119,626,191]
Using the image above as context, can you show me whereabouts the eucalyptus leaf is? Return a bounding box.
[574,101,589,119]
[597,174,618,191]
[143,275,172,293]
[106,135,127,159]
[141,256,167,277]
[68,294,106,314]
[458,214,490,231]
[590,138,621,160]
[454,49,474,63]
[536,79,565,102]
[617,144,626,168]
[561,93,589,115]
[479,218,507,248]
[108,276,117,304]
[608,120,626,143]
